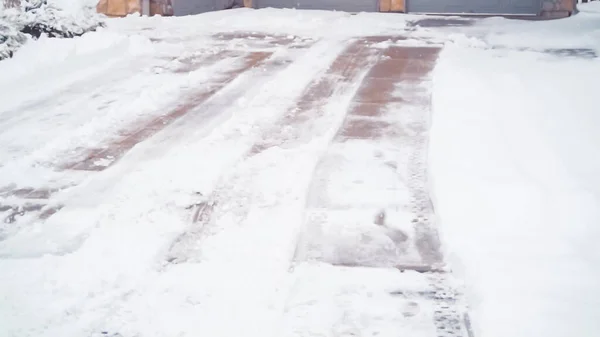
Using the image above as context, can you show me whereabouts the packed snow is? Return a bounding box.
[1,3,600,337]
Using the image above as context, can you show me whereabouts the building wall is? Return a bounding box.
[172,0,243,15]
[252,0,377,12]
[540,0,576,17]
[96,0,173,16]
[168,0,576,18]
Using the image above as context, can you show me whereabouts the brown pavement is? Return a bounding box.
[337,45,445,268]
[61,51,273,172]
[288,39,471,337]
[296,42,443,270]
[249,37,382,156]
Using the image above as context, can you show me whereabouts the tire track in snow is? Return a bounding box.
[75,38,375,337]
[0,33,315,229]
[0,41,330,337]
[61,51,272,171]
[0,50,274,229]
[164,37,381,266]
[0,48,260,166]
[0,44,303,255]
[151,37,381,337]
[55,33,315,173]
[290,43,474,337]
[0,49,248,223]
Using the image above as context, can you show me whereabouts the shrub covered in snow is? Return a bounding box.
[0,0,105,60]
[0,12,27,59]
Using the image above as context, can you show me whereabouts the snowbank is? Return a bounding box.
[105,7,420,40]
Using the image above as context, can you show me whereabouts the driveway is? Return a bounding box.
[1,6,599,337]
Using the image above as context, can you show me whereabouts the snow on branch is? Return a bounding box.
[1,0,105,60]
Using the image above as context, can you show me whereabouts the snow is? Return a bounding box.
[1,4,600,337]
[106,7,420,39]
[429,4,600,337]
[480,3,600,53]
[280,263,438,337]
[50,0,99,13]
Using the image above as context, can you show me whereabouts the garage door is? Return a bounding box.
[173,0,217,15]
[407,0,541,15]
[254,0,378,12]
[173,0,242,15]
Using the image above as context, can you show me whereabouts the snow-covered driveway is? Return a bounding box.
[1,4,600,337]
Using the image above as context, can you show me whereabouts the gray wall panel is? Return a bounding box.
[407,0,541,15]
[254,0,377,12]
[254,0,294,8]
[173,0,217,15]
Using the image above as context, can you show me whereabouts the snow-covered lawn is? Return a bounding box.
[1,3,600,337]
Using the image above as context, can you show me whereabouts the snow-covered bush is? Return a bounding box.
[0,11,27,59]
[0,0,105,60]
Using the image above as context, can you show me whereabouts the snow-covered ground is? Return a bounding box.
[430,4,600,336]
[1,3,600,337]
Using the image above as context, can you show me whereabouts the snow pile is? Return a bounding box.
[443,3,600,55]
[0,0,104,60]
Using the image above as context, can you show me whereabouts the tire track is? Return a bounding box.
[62,51,272,171]
[291,42,474,337]
[0,37,312,240]
[163,37,382,266]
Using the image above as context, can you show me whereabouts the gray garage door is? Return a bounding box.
[173,0,217,15]
[407,0,541,15]
[254,0,378,12]
[174,0,243,15]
